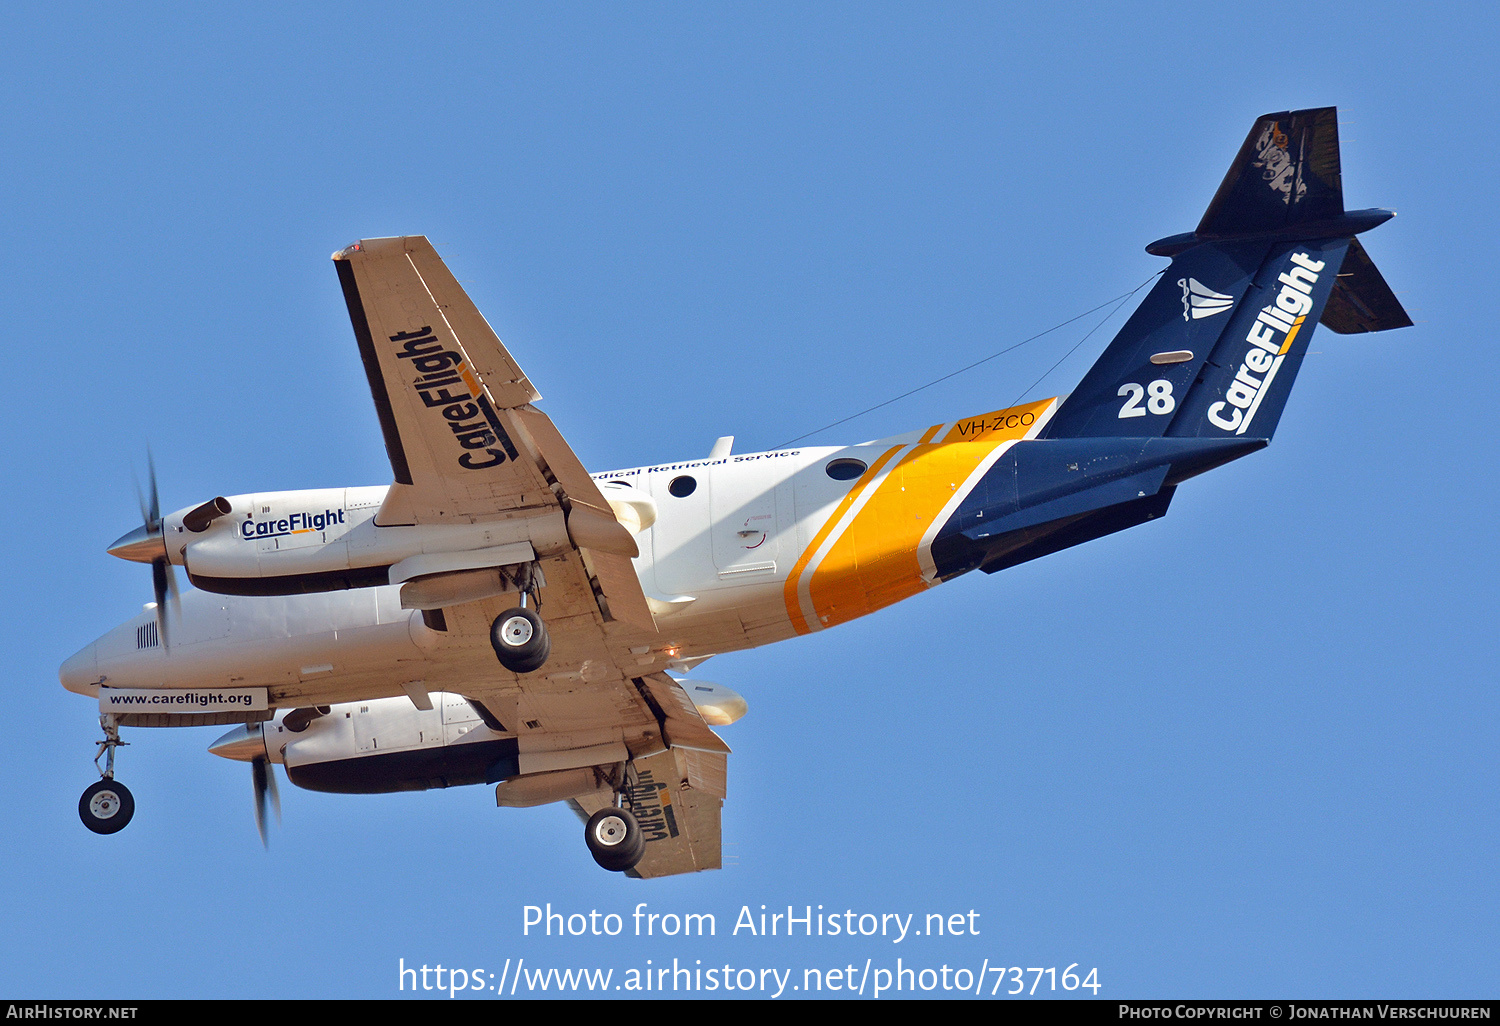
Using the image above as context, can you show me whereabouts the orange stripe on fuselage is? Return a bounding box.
[802,398,1056,631]
[783,445,906,635]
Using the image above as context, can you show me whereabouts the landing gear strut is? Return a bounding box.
[490,565,551,673]
[80,715,135,835]
[584,766,645,872]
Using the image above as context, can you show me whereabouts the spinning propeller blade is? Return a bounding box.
[207,724,284,846]
[251,755,281,847]
[126,452,178,648]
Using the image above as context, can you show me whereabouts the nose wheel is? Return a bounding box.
[80,715,135,835]
[80,779,135,834]
[490,572,551,673]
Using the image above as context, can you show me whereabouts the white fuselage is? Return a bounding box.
[61,440,870,704]
[63,398,1063,709]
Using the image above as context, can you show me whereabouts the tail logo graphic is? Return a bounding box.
[1206,252,1324,436]
[1179,278,1234,321]
[1253,121,1307,205]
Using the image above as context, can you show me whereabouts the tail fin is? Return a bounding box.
[1043,107,1410,443]
[1197,107,1344,237]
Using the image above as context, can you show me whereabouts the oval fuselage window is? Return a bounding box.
[668,475,698,497]
[825,458,867,481]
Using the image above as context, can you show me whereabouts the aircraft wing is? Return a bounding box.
[332,236,654,632]
[334,236,720,878]
[571,746,727,878]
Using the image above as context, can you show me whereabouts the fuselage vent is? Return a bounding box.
[135,621,160,649]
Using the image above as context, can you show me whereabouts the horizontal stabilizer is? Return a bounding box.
[929,436,1264,577]
[979,488,1177,576]
[1319,237,1413,334]
[1198,107,1343,237]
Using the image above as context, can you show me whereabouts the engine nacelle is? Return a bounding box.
[494,767,613,808]
[162,486,568,597]
[675,680,747,725]
[210,693,631,799]
[151,484,650,598]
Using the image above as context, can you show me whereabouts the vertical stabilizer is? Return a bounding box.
[1042,107,1407,445]
[1197,107,1343,237]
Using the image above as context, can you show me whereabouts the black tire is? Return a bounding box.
[490,608,551,673]
[79,780,135,835]
[584,806,645,872]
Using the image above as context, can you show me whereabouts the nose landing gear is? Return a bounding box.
[80,715,134,835]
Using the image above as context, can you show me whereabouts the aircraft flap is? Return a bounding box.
[634,674,731,755]
[570,746,725,878]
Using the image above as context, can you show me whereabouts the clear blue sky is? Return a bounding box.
[2,2,1495,999]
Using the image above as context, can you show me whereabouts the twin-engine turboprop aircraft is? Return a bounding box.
[61,107,1411,875]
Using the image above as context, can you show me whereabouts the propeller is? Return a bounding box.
[208,723,284,847]
[137,453,180,647]
[110,451,179,647]
[251,754,282,847]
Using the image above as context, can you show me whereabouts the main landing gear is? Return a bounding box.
[79,715,134,835]
[489,566,551,674]
[585,805,645,873]
[584,766,645,873]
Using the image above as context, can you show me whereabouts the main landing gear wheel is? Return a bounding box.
[585,806,645,872]
[490,607,550,673]
[79,779,135,835]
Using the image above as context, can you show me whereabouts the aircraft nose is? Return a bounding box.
[107,524,166,564]
[209,724,266,763]
[58,644,99,696]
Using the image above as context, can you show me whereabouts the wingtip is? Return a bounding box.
[333,236,427,261]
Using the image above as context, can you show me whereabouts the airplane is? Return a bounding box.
[60,107,1411,876]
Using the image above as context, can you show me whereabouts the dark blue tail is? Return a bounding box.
[1044,106,1409,443]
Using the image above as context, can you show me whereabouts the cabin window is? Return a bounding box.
[668,475,698,497]
[825,458,867,481]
